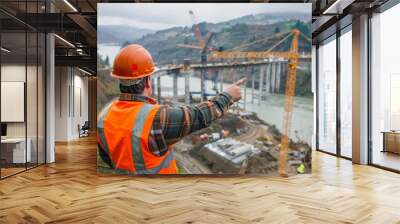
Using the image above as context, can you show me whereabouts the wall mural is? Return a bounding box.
[97,3,313,176]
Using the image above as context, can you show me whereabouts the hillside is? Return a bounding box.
[97,55,119,110]
[130,18,311,65]
[98,25,154,45]
[99,12,312,98]
[218,11,310,27]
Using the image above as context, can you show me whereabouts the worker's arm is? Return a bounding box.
[148,79,245,157]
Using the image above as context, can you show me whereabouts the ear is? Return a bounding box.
[145,77,151,88]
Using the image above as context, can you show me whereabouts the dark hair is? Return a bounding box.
[119,77,148,94]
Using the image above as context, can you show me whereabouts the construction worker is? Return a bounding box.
[97,44,245,175]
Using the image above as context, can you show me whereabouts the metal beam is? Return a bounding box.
[55,55,96,71]
[323,0,356,15]
[67,13,96,40]
[15,13,81,32]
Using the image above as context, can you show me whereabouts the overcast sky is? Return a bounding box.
[98,3,311,30]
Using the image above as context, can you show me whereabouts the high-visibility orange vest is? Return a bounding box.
[97,100,178,175]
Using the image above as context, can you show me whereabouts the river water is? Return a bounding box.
[98,44,314,144]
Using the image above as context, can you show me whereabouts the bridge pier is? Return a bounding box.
[200,69,206,101]
[275,61,282,93]
[213,69,218,92]
[172,73,178,102]
[258,65,264,105]
[157,76,161,103]
[219,68,223,93]
[151,77,155,97]
[185,72,190,104]
[280,61,288,92]
[264,63,270,100]
[251,67,255,104]
[271,61,277,94]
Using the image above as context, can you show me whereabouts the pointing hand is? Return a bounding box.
[225,78,246,102]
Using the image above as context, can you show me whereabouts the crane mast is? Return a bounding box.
[279,29,300,177]
[189,10,205,48]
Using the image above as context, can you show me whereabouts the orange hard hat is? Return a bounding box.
[111,44,157,79]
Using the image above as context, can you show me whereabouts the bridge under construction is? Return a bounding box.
[151,56,310,106]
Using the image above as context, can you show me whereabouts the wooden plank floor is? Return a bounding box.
[1,136,400,224]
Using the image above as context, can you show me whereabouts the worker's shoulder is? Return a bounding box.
[98,101,115,117]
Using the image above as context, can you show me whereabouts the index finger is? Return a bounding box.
[235,78,247,86]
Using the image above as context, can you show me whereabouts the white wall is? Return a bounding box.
[55,66,69,141]
[1,63,46,164]
[54,67,89,141]
[0,65,42,137]
[1,65,26,138]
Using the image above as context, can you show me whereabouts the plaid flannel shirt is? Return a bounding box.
[104,92,232,157]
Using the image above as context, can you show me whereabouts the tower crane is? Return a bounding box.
[177,10,216,100]
[209,29,306,177]
[175,14,309,176]
[190,10,205,48]
[177,10,213,50]
[279,29,299,177]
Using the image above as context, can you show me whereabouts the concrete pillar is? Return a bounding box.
[172,73,178,102]
[185,72,190,104]
[213,69,218,92]
[243,66,247,110]
[270,61,276,93]
[265,63,271,99]
[219,68,224,92]
[275,61,282,93]
[54,67,74,141]
[352,14,369,165]
[45,1,55,163]
[264,63,270,95]
[251,67,255,104]
[200,69,206,101]
[258,65,264,105]
[281,61,288,92]
[46,33,55,163]
[157,76,161,103]
[151,77,155,96]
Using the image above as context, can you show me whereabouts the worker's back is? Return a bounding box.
[97,100,178,175]
[96,45,243,175]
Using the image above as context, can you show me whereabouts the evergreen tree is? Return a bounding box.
[105,56,110,66]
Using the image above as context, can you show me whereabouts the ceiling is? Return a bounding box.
[0,0,98,73]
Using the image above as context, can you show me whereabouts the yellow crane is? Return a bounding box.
[279,29,299,177]
[177,10,208,50]
[176,16,308,176]
[177,10,216,100]
[177,10,216,52]
[209,29,303,177]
